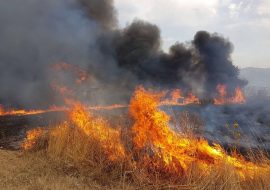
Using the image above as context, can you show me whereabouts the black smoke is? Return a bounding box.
[193,31,247,94]
[79,0,117,29]
[0,0,245,108]
[112,21,245,96]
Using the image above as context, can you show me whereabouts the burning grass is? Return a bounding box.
[0,83,246,118]
[21,87,270,189]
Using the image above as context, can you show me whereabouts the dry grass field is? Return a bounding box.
[1,88,270,190]
[0,150,113,190]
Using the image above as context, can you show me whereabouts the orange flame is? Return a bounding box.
[0,105,4,115]
[0,104,129,117]
[0,84,246,118]
[214,84,246,105]
[22,128,46,150]
[0,106,67,117]
[68,103,125,161]
[130,86,267,177]
[21,86,269,179]
[171,89,184,103]
[183,92,200,105]
[231,87,246,104]
[160,89,200,106]
[214,84,227,105]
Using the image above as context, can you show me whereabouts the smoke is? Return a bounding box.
[170,97,270,151]
[193,31,247,94]
[0,0,246,108]
[79,0,117,29]
[114,21,245,96]
[0,0,106,108]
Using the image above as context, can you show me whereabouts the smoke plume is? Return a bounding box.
[0,0,245,108]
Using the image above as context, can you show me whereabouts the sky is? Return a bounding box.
[114,0,270,68]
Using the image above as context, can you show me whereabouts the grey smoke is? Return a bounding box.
[0,0,245,108]
[79,0,117,29]
[114,21,245,97]
[0,0,106,108]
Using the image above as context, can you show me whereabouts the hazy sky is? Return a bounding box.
[114,0,270,68]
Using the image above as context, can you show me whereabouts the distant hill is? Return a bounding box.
[240,67,270,90]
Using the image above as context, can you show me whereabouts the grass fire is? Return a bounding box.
[11,86,268,189]
[0,0,270,189]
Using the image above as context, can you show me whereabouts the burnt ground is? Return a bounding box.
[0,112,66,150]
[1,104,270,156]
[0,108,126,150]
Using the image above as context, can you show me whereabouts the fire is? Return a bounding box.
[214,84,227,105]
[171,89,183,103]
[0,84,246,117]
[0,105,4,115]
[0,104,129,117]
[231,87,246,104]
[0,106,66,117]
[21,86,269,180]
[160,89,200,106]
[22,128,46,150]
[0,83,246,118]
[183,92,200,105]
[130,86,268,177]
[214,84,246,105]
[68,103,125,161]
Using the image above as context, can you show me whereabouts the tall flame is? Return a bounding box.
[0,105,4,115]
[214,84,246,105]
[130,86,267,177]
[231,87,246,104]
[68,103,125,161]
[22,86,269,180]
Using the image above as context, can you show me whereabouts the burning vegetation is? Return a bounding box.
[214,84,246,105]
[0,0,269,189]
[0,84,246,117]
[21,86,270,189]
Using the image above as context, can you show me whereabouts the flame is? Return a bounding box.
[0,105,4,115]
[214,84,227,105]
[22,128,46,150]
[130,86,268,177]
[0,106,67,117]
[68,103,125,161]
[160,89,200,106]
[231,87,246,104]
[183,92,200,105]
[21,86,269,179]
[214,84,246,105]
[0,84,246,118]
[0,84,246,117]
[0,104,129,117]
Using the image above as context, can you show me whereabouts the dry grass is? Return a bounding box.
[1,122,270,190]
[1,149,269,190]
[0,150,111,190]
[2,96,270,189]
[16,118,270,190]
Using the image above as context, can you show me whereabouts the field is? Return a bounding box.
[0,150,110,190]
[1,87,269,190]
